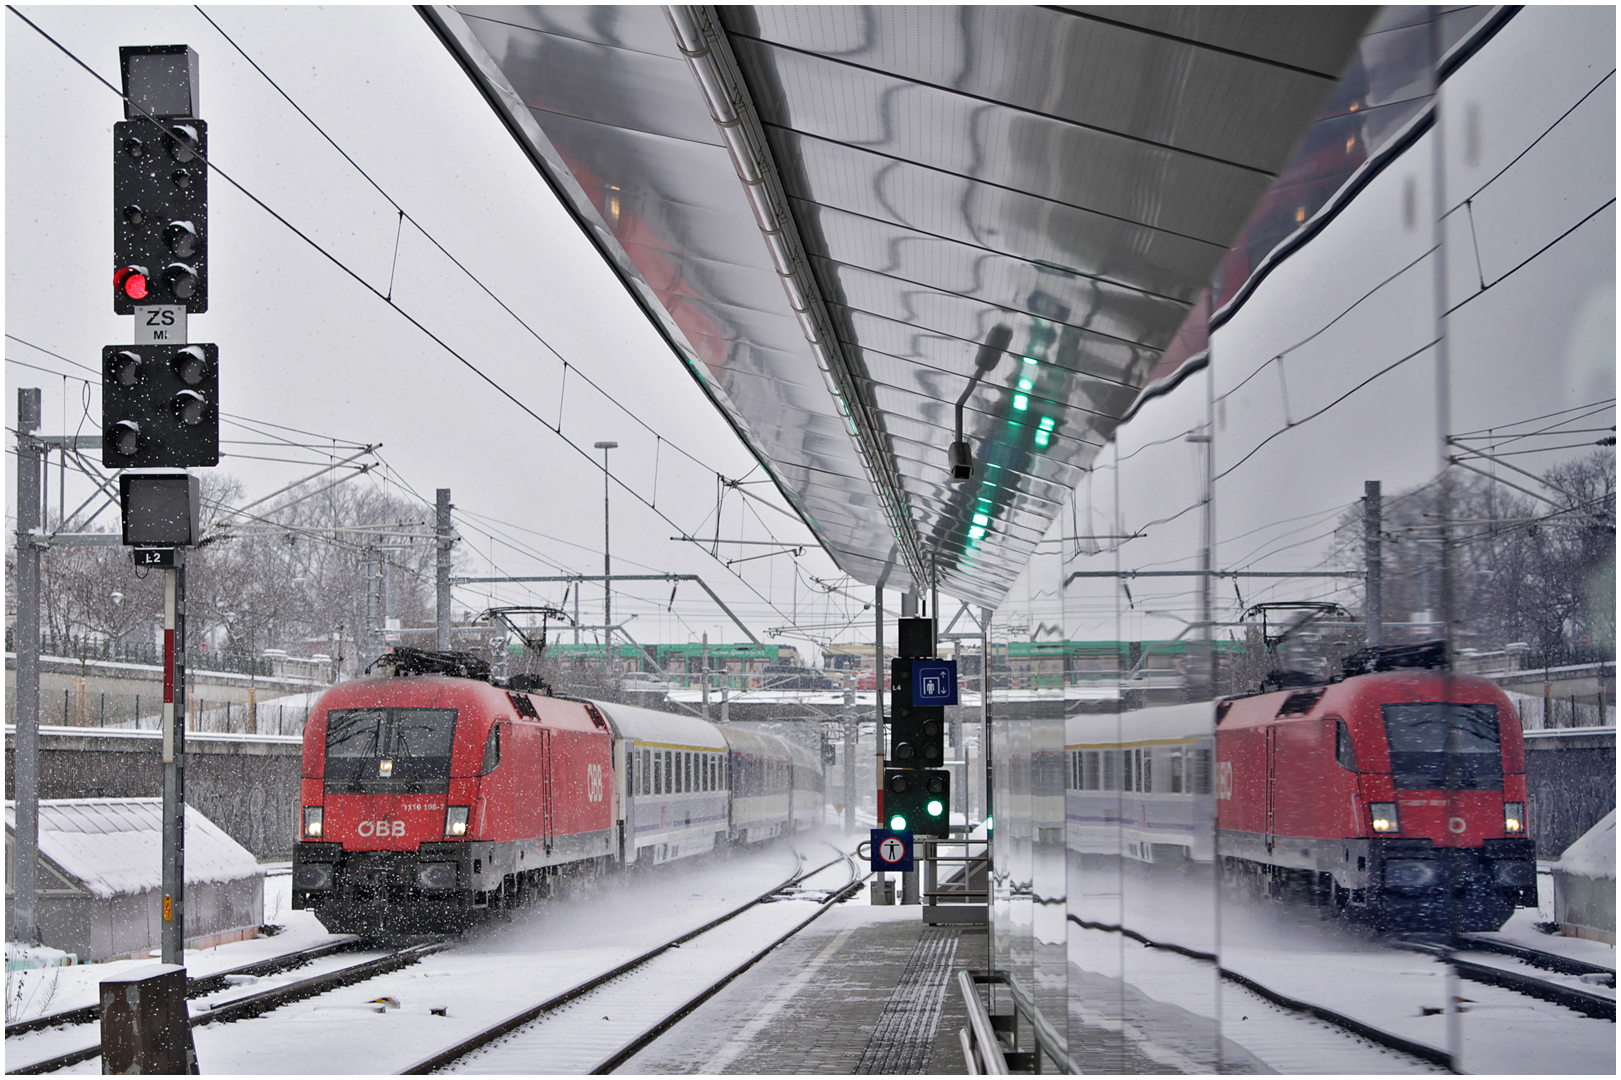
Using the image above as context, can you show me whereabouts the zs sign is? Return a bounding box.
[587,763,605,803]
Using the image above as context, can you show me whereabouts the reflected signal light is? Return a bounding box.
[115,266,149,301]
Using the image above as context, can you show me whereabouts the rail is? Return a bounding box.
[8,941,446,1075]
[4,935,364,1037]
[398,849,860,1074]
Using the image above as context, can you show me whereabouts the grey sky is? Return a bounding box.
[7,6,1613,655]
[6,5,859,657]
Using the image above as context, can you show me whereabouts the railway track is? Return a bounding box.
[4,935,366,1038]
[6,939,449,1074]
[1393,936,1615,1021]
[400,846,866,1074]
[1070,913,1615,1072]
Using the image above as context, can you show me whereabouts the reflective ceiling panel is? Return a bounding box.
[433,5,1371,609]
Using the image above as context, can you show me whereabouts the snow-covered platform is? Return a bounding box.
[619,903,979,1073]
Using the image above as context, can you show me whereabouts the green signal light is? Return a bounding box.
[1018,377,1033,391]
[1035,430,1051,447]
[889,814,908,831]
[1012,393,1029,411]
[927,800,944,816]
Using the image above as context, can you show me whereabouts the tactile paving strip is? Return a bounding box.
[855,928,962,1074]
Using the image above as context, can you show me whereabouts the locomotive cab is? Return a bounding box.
[1216,666,1536,933]
[292,675,615,936]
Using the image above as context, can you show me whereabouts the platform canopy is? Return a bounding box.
[427,5,1371,608]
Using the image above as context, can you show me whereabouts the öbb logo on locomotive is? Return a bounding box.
[356,820,407,838]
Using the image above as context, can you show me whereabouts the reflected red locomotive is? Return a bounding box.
[291,654,820,935]
[1216,648,1536,932]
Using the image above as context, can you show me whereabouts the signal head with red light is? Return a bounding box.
[114,118,206,313]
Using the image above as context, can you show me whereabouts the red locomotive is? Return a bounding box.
[290,652,820,935]
[1216,645,1536,931]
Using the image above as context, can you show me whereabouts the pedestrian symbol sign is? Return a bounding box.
[870,828,914,872]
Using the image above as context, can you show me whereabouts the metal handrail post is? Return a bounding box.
[957,969,1009,1074]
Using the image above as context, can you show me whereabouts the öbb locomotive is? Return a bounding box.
[291,664,821,934]
[1066,646,1536,931]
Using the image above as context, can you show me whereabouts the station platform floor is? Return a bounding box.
[620,901,983,1074]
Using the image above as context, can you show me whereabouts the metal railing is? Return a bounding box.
[959,969,1074,1074]
[958,969,1009,1074]
[920,836,990,924]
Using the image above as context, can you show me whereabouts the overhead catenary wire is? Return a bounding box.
[8,7,814,639]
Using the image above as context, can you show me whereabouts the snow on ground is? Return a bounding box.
[1065,856,1614,1074]
[30,833,849,1074]
[4,869,323,1028]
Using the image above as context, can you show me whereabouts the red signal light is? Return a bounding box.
[115,266,149,301]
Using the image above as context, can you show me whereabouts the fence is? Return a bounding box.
[9,688,312,739]
[8,631,281,678]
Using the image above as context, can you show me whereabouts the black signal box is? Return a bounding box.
[884,768,951,838]
[114,118,207,313]
[102,343,219,468]
[890,657,945,767]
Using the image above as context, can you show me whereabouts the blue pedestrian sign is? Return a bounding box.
[870,828,914,873]
[911,659,958,706]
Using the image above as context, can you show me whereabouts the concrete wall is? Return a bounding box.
[1524,728,1615,860]
[5,730,302,860]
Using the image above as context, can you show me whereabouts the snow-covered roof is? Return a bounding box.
[1556,810,1615,881]
[1067,702,1213,748]
[5,798,262,898]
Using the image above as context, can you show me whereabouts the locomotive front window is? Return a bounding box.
[1380,703,1502,790]
[324,708,457,794]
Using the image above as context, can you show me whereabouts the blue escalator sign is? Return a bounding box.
[870,828,914,872]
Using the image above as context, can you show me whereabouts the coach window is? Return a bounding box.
[1169,749,1183,793]
[1334,719,1358,771]
[1190,748,1213,794]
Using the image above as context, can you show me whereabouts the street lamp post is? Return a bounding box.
[593,441,618,676]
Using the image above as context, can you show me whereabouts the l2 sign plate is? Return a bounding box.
[911,659,958,706]
[870,828,914,873]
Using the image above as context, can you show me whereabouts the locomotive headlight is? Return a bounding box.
[1370,802,1399,834]
[1503,802,1525,834]
[378,759,394,777]
[302,806,323,838]
[445,805,470,837]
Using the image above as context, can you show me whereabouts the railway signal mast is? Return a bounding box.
[104,47,216,998]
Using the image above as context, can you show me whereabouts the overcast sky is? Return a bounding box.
[5,5,866,659]
[7,6,1614,659]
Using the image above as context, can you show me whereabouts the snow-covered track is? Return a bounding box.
[8,941,446,1075]
[1455,933,1616,980]
[1394,939,1615,1020]
[400,850,865,1074]
[1069,915,1453,1070]
[4,935,365,1039]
